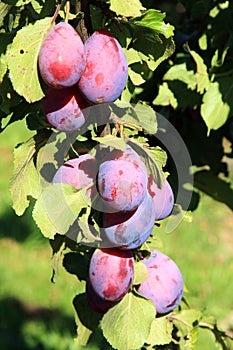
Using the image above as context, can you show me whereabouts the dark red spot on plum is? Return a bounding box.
[122,66,125,72]
[103,283,118,298]
[166,294,180,308]
[98,255,108,265]
[119,170,123,175]
[172,278,177,284]
[128,259,133,269]
[111,186,117,200]
[64,163,75,169]
[95,73,104,86]
[48,61,71,82]
[151,264,158,269]
[101,178,105,192]
[155,275,160,282]
[115,223,127,238]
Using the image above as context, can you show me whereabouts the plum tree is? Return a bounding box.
[53,154,97,197]
[78,30,128,103]
[136,250,184,314]
[43,86,88,132]
[102,193,155,249]
[88,248,134,302]
[97,145,148,211]
[39,22,86,88]
[148,176,174,220]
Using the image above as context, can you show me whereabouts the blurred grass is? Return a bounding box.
[0,120,232,349]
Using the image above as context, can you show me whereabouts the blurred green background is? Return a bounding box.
[0,121,232,349]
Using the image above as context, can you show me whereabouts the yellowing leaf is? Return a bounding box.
[7,17,53,103]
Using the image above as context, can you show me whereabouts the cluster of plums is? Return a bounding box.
[38,22,128,131]
[53,144,184,314]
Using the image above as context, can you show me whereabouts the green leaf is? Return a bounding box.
[7,17,53,103]
[133,261,148,285]
[128,140,166,188]
[146,317,173,346]
[3,0,32,5]
[73,293,102,346]
[133,35,175,73]
[92,135,126,151]
[164,63,197,90]
[129,9,174,39]
[32,183,90,239]
[101,292,156,350]
[153,82,178,108]
[112,102,157,135]
[9,137,40,216]
[189,50,210,93]
[0,3,11,27]
[172,309,202,337]
[201,81,230,134]
[0,54,7,83]
[109,0,144,17]
[128,66,146,85]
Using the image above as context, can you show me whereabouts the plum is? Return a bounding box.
[39,22,85,88]
[88,248,134,302]
[43,86,88,132]
[53,154,97,197]
[136,250,184,314]
[78,30,128,103]
[97,145,148,211]
[102,193,155,249]
[148,176,174,220]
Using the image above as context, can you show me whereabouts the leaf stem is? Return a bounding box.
[65,1,70,23]
[50,3,61,25]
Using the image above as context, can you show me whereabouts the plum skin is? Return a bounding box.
[39,22,86,88]
[53,154,97,197]
[97,145,148,212]
[102,193,155,249]
[148,176,174,220]
[88,248,134,302]
[86,278,117,313]
[136,250,184,314]
[78,30,128,103]
[43,86,88,132]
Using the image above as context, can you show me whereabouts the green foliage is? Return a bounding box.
[101,292,156,350]
[7,17,53,103]
[1,0,233,349]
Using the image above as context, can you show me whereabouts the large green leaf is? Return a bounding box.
[101,292,156,350]
[7,17,53,103]
[32,183,91,239]
[9,137,40,216]
[201,81,230,134]
[129,9,174,39]
[109,0,144,17]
